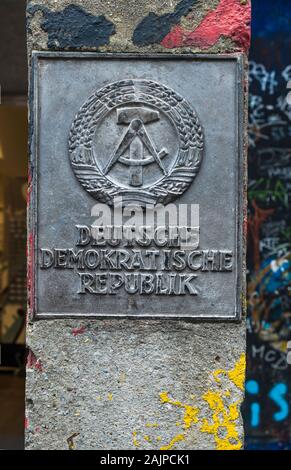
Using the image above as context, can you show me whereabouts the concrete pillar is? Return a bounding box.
[26,0,250,450]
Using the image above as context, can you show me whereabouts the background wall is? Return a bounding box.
[0,0,27,97]
[244,0,291,450]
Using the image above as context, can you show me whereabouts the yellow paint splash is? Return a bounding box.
[200,391,242,450]
[159,392,199,450]
[107,393,113,401]
[160,392,199,430]
[213,353,246,390]
[131,354,246,451]
[160,433,185,450]
[200,353,246,450]
[132,431,140,448]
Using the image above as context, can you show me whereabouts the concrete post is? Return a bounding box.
[26,0,250,450]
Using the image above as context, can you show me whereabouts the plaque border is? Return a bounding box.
[30,52,245,322]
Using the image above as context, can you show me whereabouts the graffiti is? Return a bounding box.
[246,380,289,427]
[283,67,291,83]
[270,384,289,422]
[248,254,291,349]
[247,341,287,370]
[248,180,288,207]
[248,201,274,271]
[256,148,291,178]
[246,380,260,427]
[287,81,291,106]
[249,62,278,95]
[245,0,291,449]
[248,61,291,151]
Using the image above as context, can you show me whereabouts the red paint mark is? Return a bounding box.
[26,350,43,372]
[35,426,40,433]
[161,0,251,51]
[25,417,29,430]
[27,231,35,321]
[72,326,86,336]
[27,166,36,321]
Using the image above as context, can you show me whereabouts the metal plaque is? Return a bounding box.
[31,52,244,320]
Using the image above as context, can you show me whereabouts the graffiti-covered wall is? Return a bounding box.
[244,0,291,449]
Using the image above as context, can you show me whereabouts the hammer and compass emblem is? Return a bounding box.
[69,79,204,206]
[103,106,168,187]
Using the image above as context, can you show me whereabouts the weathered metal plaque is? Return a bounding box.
[31,52,244,319]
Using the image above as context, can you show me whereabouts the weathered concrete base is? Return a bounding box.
[26,320,246,450]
